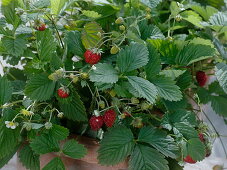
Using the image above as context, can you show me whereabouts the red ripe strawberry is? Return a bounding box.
[36,23,46,31]
[57,87,69,98]
[89,116,103,131]
[184,155,196,164]
[84,50,101,65]
[196,71,208,87]
[103,110,116,127]
[199,133,205,143]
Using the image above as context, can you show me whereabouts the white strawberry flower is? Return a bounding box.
[5,121,19,129]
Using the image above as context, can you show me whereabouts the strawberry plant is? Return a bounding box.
[0,0,227,169]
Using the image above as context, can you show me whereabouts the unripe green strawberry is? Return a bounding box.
[109,90,116,97]
[119,25,125,31]
[110,45,120,54]
[48,73,58,81]
[81,72,89,79]
[146,14,151,19]
[141,102,152,110]
[45,122,52,129]
[175,14,182,22]
[146,7,151,13]
[98,100,105,109]
[72,76,79,83]
[131,97,139,104]
[97,32,102,38]
[131,117,143,128]
[115,17,124,24]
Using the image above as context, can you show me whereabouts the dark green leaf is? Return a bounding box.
[215,63,227,94]
[117,43,149,73]
[25,74,56,101]
[129,144,169,170]
[63,139,87,159]
[173,122,198,139]
[48,124,69,141]
[176,70,192,90]
[187,138,206,161]
[0,76,13,105]
[89,63,119,84]
[127,76,157,104]
[0,145,19,168]
[98,126,135,165]
[43,157,65,170]
[19,145,40,170]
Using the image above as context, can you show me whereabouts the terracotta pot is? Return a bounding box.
[17,135,128,170]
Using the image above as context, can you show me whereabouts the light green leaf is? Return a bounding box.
[0,76,13,105]
[43,157,65,170]
[181,10,204,28]
[140,0,163,8]
[0,109,21,159]
[63,139,87,159]
[19,145,40,170]
[187,139,206,161]
[152,76,182,102]
[2,36,27,56]
[159,70,186,80]
[138,126,179,158]
[65,31,85,57]
[215,63,227,94]
[25,74,56,101]
[98,126,135,165]
[81,22,103,49]
[82,10,102,18]
[129,144,169,170]
[36,29,57,61]
[190,5,218,21]
[127,76,158,104]
[209,12,227,26]
[30,134,60,154]
[89,63,118,84]
[175,44,215,66]
[117,43,149,73]
[145,42,161,80]
[59,91,87,121]
[48,124,69,141]
[50,0,68,15]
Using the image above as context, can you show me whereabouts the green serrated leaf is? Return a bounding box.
[173,122,198,139]
[19,145,40,170]
[0,144,19,168]
[159,70,186,80]
[81,22,103,49]
[59,91,87,121]
[187,138,206,161]
[63,139,87,159]
[215,63,227,94]
[176,70,192,90]
[163,96,188,111]
[65,31,85,57]
[89,63,118,84]
[210,95,227,116]
[127,76,158,104]
[138,126,179,158]
[36,29,57,61]
[98,126,135,165]
[175,44,215,66]
[0,76,13,105]
[50,0,68,15]
[48,124,69,141]
[181,10,204,28]
[117,43,149,73]
[140,0,163,8]
[82,10,102,18]
[129,144,169,170]
[25,74,56,101]
[43,157,65,170]
[30,134,60,154]
[2,36,27,56]
[152,76,182,102]
[145,42,161,80]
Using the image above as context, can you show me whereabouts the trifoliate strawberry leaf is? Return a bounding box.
[145,42,161,80]
[19,145,40,170]
[117,43,149,73]
[25,73,56,101]
[81,22,103,49]
[151,76,182,102]
[129,144,169,170]
[30,134,60,154]
[127,76,158,104]
[62,139,87,159]
[175,44,215,66]
[98,126,135,165]
[43,157,65,170]
[138,126,180,158]
[89,63,119,84]
[215,63,227,94]
[58,91,87,121]
[2,35,27,56]
[187,138,206,161]
[65,31,85,57]
[0,109,21,159]
[0,76,13,105]
[48,124,69,141]
[36,29,57,61]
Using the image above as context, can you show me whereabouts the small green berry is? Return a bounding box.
[115,17,124,24]
[146,14,151,19]
[45,122,52,129]
[110,45,120,54]
[119,25,125,31]
[131,97,140,104]
[81,72,89,79]
[98,101,105,109]
[131,117,143,128]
